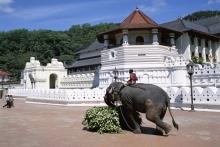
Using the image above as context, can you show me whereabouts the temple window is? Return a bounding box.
[136,36,144,45]
[111,51,115,58]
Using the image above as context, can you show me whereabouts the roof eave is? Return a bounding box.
[184,29,220,40]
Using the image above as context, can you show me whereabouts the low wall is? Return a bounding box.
[9,88,106,105]
[168,86,220,105]
[9,86,220,106]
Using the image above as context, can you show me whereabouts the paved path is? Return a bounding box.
[0,98,220,147]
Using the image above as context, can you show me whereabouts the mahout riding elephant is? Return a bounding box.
[104,82,179,134]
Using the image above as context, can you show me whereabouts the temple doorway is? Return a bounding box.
[49,74,57,89]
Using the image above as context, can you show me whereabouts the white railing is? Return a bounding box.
[9,86,220,106]
[193,63,220,87]
[167,86,220,105]
[60,73,95,89]
[9,88,106,105]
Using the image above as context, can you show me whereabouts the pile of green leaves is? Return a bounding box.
[82,107,122,134]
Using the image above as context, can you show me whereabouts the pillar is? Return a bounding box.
[122,29,129,46]
[169,33,176,49]
[152,29,159,45]
[208,40,213,63]
[104,34,109,49]
[194,37,199,57]
[201,39,206,62]
[215,41,220,63]
[182,33,191,60]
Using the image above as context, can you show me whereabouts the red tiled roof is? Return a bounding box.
[0,70,11,76]
[120,8,158,29]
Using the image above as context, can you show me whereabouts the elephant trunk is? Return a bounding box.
[104,93,116,107]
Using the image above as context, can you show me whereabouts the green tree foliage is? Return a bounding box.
[68,23,118,51]
[184,10,220,21]
[0,23,118,80]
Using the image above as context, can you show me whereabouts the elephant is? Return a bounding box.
[104,82,179,134]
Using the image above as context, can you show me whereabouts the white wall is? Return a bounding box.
[22,57,67,89]
[9,86,220,105]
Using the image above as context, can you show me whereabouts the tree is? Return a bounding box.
[0,23,118,80]
[184,10,220,21]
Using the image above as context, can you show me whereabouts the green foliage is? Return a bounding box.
[198,57,204,64]
[192,56,204,64]
[68,23,118,51]
[184,10,220,21]
[82,107,122,134]
[0,23,118,80]
[192,56,199,63]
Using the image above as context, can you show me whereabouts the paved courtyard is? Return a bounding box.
[0,98,220,147]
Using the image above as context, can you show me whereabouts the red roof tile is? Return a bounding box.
[120,8,158,29]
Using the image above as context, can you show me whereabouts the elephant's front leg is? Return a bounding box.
[127,111,142,134]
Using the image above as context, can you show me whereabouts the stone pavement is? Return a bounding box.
[0,98,220,147]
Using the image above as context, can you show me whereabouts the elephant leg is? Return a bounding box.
[156,106,167,134]
[130,113,142,134]
[126,110,141,134]
[146,107,172,134]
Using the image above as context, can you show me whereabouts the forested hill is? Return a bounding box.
[0,23,118,80]
[184,10,220,21]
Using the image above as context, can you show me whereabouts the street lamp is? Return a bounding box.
[186,61,195,111]
[113,67,119,82]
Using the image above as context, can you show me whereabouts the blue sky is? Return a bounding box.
[0,0,219,31]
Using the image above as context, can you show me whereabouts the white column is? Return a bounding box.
[122,29,129,46]
[194,37,199,57]
[169,33,176,49]
[182,33,191,60]
[215,41,220,63]
[152,29,159,45]
[208,40,213,63]
[104,34,109,49]
[201,39,206,62]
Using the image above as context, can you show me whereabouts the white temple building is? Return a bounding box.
[14,8,220,106]
[65,8,219,88]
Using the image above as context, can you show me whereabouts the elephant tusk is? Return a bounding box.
[109,87,113,94]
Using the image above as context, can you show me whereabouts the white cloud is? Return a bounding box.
[0,0,13,4]
[208,0,220,4]
[11,1,117,20]
[0,0,14,13]
[139,0,166,13]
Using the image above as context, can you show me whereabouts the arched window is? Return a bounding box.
[136,36,144,45]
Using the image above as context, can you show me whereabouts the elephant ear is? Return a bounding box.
[104,86,116,107]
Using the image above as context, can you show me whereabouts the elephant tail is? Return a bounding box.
[167,98,179,131]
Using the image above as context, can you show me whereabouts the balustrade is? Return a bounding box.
[8,85,220,106]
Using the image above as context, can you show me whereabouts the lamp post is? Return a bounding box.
[113,67,119,82]
[186,61,195,111]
